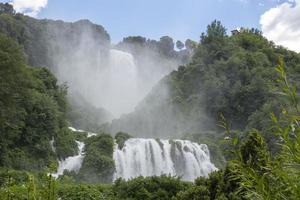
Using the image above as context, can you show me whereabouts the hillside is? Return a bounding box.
[108,21,300,139]
[0,33,77,170]
[0,4,193,132]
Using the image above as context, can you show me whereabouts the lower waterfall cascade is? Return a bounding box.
[53,133,217,181]
[113,138,217,181]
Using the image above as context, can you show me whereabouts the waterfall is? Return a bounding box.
[53,134,217,181]
[54,47,140,118]
[50,137,56,152]
[52,127,97,178]
[52,141,85,178]
[101,49,139,117]
[113,138,217,181]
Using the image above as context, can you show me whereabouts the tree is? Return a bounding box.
[159,36,175,56]
[0,3,15,15]
[0,34,77,170]
[176,40,184,50]
[185,39,197,51]
[123,36,147,46]
[201,20,227,44]
[78,134,115,183]
[115,132,132,149]
[197,20,228,63]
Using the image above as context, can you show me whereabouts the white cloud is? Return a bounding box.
[11,0,48,17]
[260,0,300,52]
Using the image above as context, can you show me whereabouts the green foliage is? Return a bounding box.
[163,20,300,134]
[0,169,29,187]
[176,40,184,50]
[199,20,227,62]
[113,176,190,200]
[57,184,110,200]
[116,33,193,70]
[159,36,175,57]
[0,6,112,131]
[240,131,270,170]
[0,3,15,15]
[68,94,113,132]
[0,33,76,170]
[0,170,57,200]
[173,185,210,200]
[115,132,132,149]
[118,35,178,58]
[55,127,78,159]
[219,60,300,199]
[110,20,300,139]
[78,134,115,183]
[0,6,110,68]
[185,39,197,51]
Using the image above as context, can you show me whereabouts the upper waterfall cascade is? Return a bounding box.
[102,49,139,117]
[56,49,140,118]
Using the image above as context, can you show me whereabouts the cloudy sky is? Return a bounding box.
[1,0,299,52]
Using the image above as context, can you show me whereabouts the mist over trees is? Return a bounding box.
[0,3,194,132]
[108,20,300,139]
[0,3,113,132]
[116,35,194,66]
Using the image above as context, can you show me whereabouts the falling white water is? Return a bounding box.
[52,135,217,181]
[52,141,85,178]
[113,138,217,181]
[50,137,56,153]
[54,48,140,118]
[52,127,98,178]
[100,49,139,117]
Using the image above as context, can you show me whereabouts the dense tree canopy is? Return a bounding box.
[77,134,115,183]
[0,33,77,170]
[167,20,300,131]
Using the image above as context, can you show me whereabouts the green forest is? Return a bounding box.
[0,2,300,200]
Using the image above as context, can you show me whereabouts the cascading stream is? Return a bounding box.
[52,141,85,178]
[53,132,217,181]
[52,127,96,178]
[113,138,217,181]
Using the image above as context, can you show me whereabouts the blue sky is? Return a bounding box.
[36,0,273,43]
[1,0,299,49]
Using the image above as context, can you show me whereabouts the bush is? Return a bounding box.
[78,134,115,183]
[173,185,210,200]
[113,176,190,200]
[55,127,78,159]
[115,132,132,149]
[57,184,110,200]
